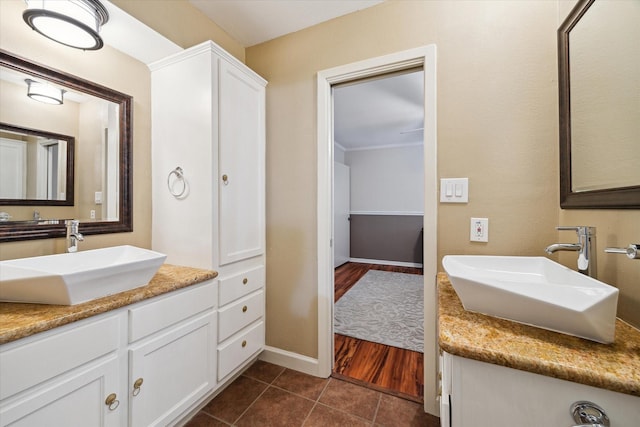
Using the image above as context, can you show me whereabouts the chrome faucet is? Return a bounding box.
[65,219,84,253]
[545,226,597,278]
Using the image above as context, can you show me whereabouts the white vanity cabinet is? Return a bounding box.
[439,351,640,427]
[150,40,267,382]
[0,280,217,427]
[126,282,217,426]
[0,315,123,427]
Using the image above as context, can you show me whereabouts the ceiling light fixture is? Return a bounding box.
[23,0,109,50]
[25,79,65,105]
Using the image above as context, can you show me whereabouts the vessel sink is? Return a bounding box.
[0,246,166,305]
[442,255,619,343]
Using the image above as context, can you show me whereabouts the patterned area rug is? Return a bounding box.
[334,270,424,353]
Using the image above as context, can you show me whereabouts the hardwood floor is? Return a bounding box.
[333,262,424,402]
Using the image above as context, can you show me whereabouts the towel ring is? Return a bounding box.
[167,167,186,198]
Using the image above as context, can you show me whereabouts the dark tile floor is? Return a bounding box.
[184,360,440,426]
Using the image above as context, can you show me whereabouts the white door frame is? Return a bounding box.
[316,45,438,415]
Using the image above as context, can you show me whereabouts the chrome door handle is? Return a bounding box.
[571,401,609,427]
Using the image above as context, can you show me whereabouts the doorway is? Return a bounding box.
[316,45,438,415]
[331,69,425,400]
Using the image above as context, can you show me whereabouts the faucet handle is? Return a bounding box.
[605,244,640,260]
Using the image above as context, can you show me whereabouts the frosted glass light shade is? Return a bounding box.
[26,79,65,105]
[23,0,109,50]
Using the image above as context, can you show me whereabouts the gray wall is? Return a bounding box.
[350,215,423,264]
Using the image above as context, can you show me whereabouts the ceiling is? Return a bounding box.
[187,0,423,151]
[189,0,384,47]
[333,71,424,151]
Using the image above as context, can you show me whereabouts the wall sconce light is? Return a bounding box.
[25,79,65,105]
[23,0,109,50]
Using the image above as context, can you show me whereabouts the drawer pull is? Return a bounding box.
[243,278,248,285]
[105,393,120,411]
[242,340,247,348]
[242,305,248,313]
[132,377,144,396]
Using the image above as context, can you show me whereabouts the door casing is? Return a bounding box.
[316,44,438,415]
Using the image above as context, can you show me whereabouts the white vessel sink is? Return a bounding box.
[442,255,619,343]
[0,246,166,305]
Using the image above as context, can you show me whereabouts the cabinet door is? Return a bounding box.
[129,312,216,427]
[0,356,121,427]
[218,60,265,266]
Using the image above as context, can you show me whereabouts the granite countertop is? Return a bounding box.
[0,264,217,345]
[437,273,640,397]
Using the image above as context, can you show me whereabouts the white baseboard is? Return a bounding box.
[259,346,324,378]
[349,258,423,268]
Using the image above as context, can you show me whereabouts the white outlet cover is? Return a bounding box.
[470,217,489,242]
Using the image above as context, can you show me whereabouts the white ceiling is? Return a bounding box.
[189,0,384,47]
[188,0,423,151]
[334,71,424,151]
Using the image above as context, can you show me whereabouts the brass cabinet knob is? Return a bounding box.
[105,393,120,411]
[242,340,247,348]
[242,278,248,285]
[132,377,144,396]
[222,174,229,185]
[242,305,248,313]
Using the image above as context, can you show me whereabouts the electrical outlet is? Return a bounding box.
[470,217,488,242]
[90,210,96,220]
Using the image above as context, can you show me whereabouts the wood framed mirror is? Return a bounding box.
[0,50,132,241]
[0,122,75,206]
[558,0,640,209]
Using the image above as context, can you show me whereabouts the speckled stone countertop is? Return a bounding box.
[0,264,217,345]
[437,273,640,397]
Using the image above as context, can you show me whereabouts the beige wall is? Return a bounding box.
[110,0,245,62]
[0,0,152,258]
[245,0,639,357]
[246,0,561,357]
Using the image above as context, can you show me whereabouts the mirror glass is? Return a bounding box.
[0,50,132,241]
[558,0,640,208]
[0,123,74,204]
[569,0,640,191]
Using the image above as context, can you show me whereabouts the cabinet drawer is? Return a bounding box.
[129,280,216,342]
[218,266,264,306]
[0,314,120,400]
[218,291,264,342]
[217,321,264,380]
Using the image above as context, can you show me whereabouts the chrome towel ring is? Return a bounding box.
[167,167,187,198]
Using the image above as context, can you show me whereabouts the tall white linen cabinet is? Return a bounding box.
[150,41,267,388]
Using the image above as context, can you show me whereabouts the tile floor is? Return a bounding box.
[184,360,440,427]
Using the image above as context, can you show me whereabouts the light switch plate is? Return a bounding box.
[440,178,468,203]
